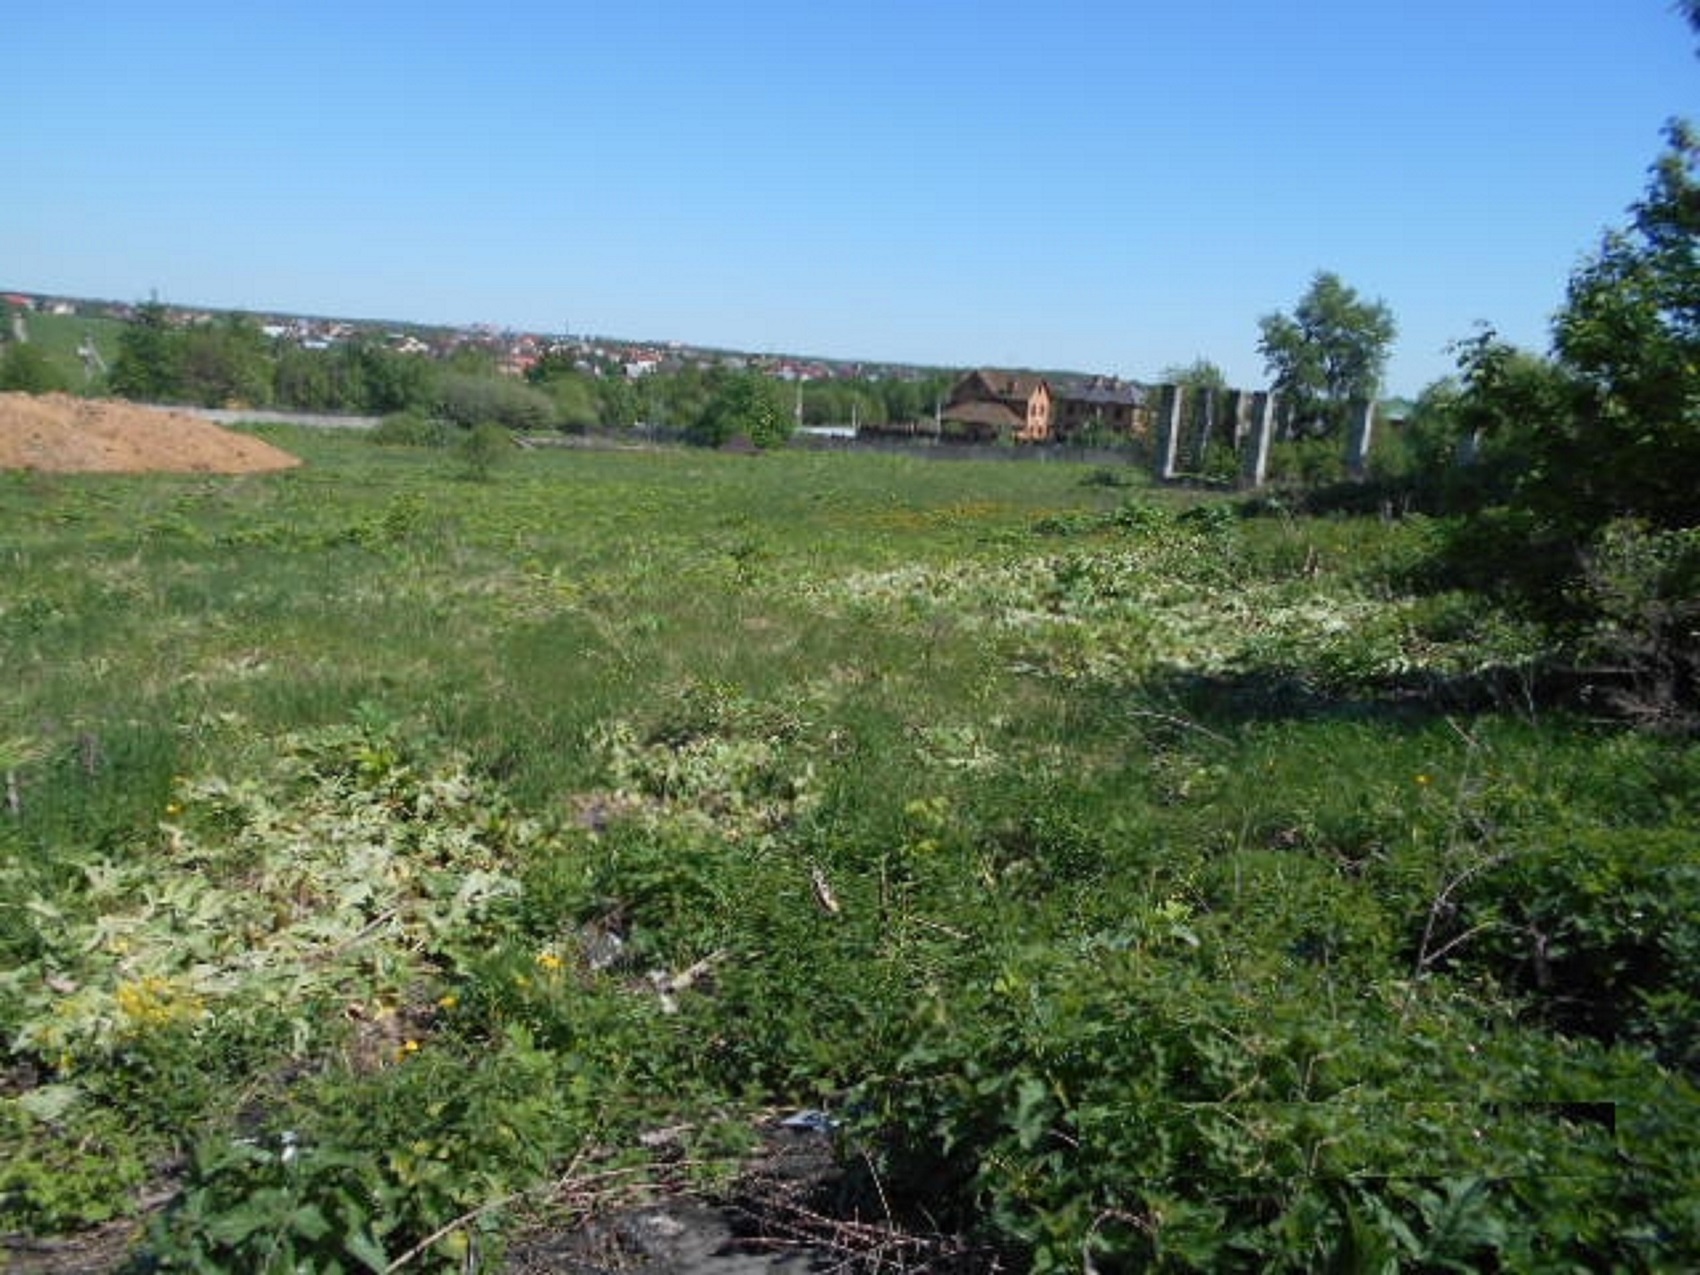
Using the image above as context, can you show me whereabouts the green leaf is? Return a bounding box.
[1012,1075,1052,1150]
[16,1083,83,1122]
[343,1227,390,1273]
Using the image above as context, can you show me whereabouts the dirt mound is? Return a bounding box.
[0,393,301,474]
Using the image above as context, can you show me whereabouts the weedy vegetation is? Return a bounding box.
[1,429,1696,1271]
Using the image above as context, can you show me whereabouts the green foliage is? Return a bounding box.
[369,409,452,447]
[107,307,274,407]
[1574,519,1700,730]
[688,371,794,449]
[1418,124,1700,723]
[0,340,72,393]
[180,314,272,407]
[1259,271,1397,438]
[1,1098,150,1232]
[1451,825,1700,1067]
[1,438,1696,1269]
[109,301,186,401]
[526,353,604,430]
[1546,120,1700,532]
[435,371,556,432]
[150,1027,567,1272]
[1158,356,1229,392]
[457,421,512,480]
[1436,126,1699,539]
[272,340,435,415]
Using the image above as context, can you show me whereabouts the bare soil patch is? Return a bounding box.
[0,393,301,474]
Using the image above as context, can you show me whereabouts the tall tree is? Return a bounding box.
[179,314,271,407]
[110,302,186,402]
[688,371,793,449]
[1528,120,1700,531]
[1258,272,1396,438]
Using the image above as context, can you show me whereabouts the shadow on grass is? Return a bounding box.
[1120,662,1576,734]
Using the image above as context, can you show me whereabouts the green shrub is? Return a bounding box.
[0,341,73,393]
[1,1098,150,1232]
[368,410,451,447]
[1448,826,1700,1068]
[1574,520,1700,731]
[458,421,511,480]
[435,373,557,432]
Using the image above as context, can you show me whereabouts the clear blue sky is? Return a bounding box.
[8,1,1696,395]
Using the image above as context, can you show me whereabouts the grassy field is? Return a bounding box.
[2,430,1696,1271]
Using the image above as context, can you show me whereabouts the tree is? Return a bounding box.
[596,376,641,430]
[1258,272,1396,438]
[1157,357,1228,393]
[0,341,70,394]
[110,302,186,401]
[179,314,271,407]
[688,371,794,449]
[1436,120,1700,726]
[1540,120,1700,531]
[435,371,556,431]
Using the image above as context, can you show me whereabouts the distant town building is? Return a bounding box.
[940,369,1053,443]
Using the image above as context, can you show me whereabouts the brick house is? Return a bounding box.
[940,369,1053,442]
[1052,377,1150,441]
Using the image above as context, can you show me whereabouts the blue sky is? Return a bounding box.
[8,1,1696,394]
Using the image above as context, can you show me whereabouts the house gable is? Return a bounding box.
[943,368,1053,443]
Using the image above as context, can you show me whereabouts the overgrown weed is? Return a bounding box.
[1,435,1695,1269]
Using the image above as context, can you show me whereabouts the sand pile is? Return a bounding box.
[0,393,301,474]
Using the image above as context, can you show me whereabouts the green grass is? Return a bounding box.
[2,431,1696,1270]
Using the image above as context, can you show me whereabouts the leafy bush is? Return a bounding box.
[1447,826,1700,1068]
[687,371,794,449]
[435,372,556,432]
[855,942,1675,1272]
[0,341,73,394]
[368,409,451,447]
[1574,520,1700,731]
[458,421,511,480]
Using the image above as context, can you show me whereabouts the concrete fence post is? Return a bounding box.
[1228,389,1251,450]
[1156,383,1184,481]
[1345,399,1375,479]
[1241,391,1275,489]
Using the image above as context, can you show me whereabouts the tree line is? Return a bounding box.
[20,303,958,451]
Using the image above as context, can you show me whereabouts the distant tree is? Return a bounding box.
[337,340,434,414]
[596,376,641,430]
[688,371,794,449]
[527,355,602,431]
[655,367,716,433]
[548,374,601,432]
[435,372,556,432]
[110,302,186,401]
[273,346,338,411]
[179,314,271,407]
[0,341,71,394]
[1258,272,1396,438]
[1157,357,1229,392]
